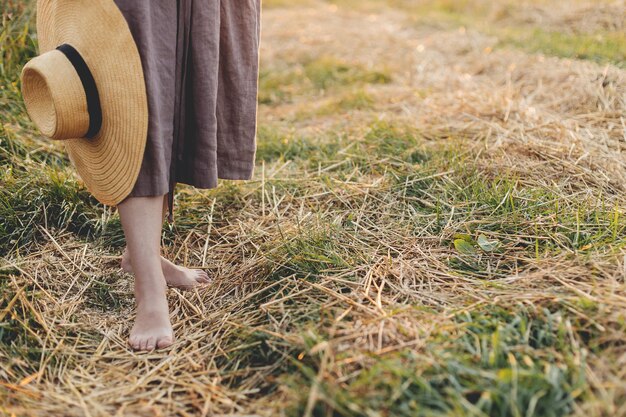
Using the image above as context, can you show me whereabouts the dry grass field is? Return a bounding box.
[1,0,625,416]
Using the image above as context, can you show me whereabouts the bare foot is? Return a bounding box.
[129,274,174,352]
[121,249,211,290]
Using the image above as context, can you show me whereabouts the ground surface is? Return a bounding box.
[1,0,625,416]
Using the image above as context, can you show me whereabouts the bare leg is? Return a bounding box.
[120,195,211,289]
[118,195,173,351]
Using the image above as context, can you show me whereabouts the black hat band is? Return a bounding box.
[56,43,103,139]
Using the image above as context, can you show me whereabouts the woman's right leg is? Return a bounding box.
[120,195,211,288]
[118,195,173,351]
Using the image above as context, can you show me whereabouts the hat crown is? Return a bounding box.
[22,48,92,140]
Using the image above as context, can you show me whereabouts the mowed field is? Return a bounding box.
[1,0,626,416]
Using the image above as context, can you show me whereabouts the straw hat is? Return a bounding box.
[20,0,148,206]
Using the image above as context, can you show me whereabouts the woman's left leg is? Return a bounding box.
[118,195,173,351]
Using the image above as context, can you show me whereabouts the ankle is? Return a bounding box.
[135,271,166,287]
[134,279,167,303]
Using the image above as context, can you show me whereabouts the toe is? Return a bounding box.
[145,337,156,351]
[132,340,144,351]
[195,270,211,283]
[129,336,139,351]
[139,338,150,351]
[157,335,174,349]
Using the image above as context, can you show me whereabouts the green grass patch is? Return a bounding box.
[0,165,104,254]
[303,56,391,90]
[400,152,626,260]
[328,0,626,67]
[82,274,131,313]
[258,56,392,105]
[255,124,342,164]
[257,120,430,175]
[1,2,37,127]
[0,124,70,170]
[363,121,429,165]
[267,224,356,280]
[497,28,626,68]
[282,305,587,417]
[313,88,376,116]
[0,278,45,376]
[258,66,307,105]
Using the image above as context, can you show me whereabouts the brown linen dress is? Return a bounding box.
[113,0,261,220]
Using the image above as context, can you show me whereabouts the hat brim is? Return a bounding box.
[36,0,148,206]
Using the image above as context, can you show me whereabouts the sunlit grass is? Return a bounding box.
[330,0,626,67]
[498,28,626,68]
[258,55,391,105]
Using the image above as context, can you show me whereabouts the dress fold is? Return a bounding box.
[113,0,261,219]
